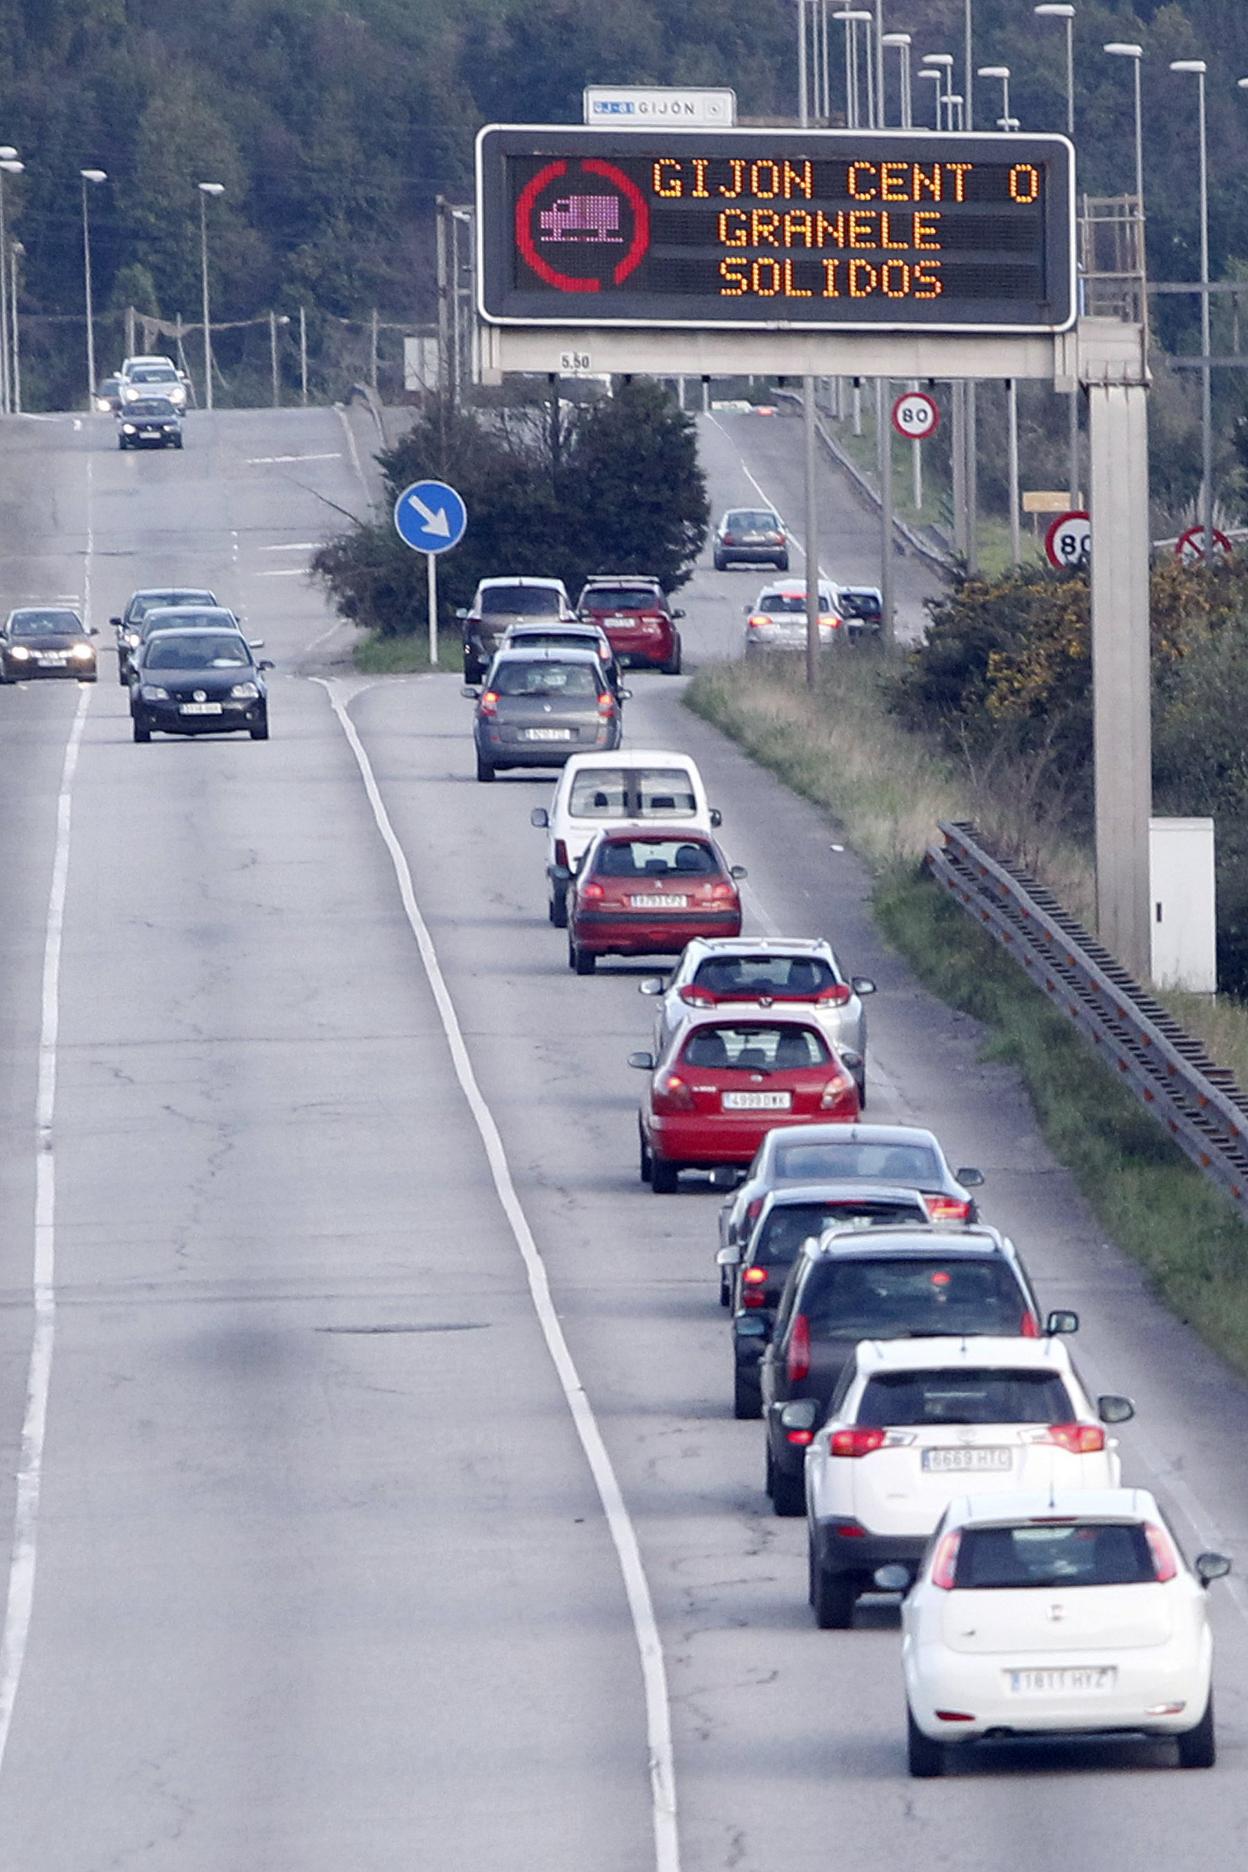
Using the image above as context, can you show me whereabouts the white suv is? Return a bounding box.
[120,356,188,407]
[801,1335,1131,1629]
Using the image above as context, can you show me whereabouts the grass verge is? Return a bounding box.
[688,658,1248,1378]
[353,631,460,675]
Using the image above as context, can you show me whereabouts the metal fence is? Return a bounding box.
[926,821,1248,1216]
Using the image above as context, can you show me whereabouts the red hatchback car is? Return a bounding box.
[576,578,684,674]
[564,828,744,974]
[630,1013,861,1193]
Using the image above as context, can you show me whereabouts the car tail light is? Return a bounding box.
[744,1197,763,1231]
[597,692,616,717]
[479,689,499,717]
[722,532,737,545]
[741,1266,768,1308]
[707,881,738,903]
[1144,1523,1179,1583]
[1039,1423,1106,1455]
[554,839,569,868]
[1019,1311,1041,1338]
[815,983,852,1006]
[931,1530,962,1591]
[935,1710,976,1723]
[679,986,717,1008]
[820,1073,858,1113]
[747,614,769,630]
[581,882,605,903]
[786,1312,811,1383]
[787,1427,815,1446]
[654,1071,695,1113]
[922,1194,972,1224]
[829,1427,888,1458]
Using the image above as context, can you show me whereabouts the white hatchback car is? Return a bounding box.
[801,1337,1131,1630]
[530,749,720,927]
[640,937,874,1103]
[896,1488,1231,1776]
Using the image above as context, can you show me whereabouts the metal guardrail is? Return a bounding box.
[926,821,1248,1217]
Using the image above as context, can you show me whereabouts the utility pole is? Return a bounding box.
[299,306,308,404]
[269,310,280,408]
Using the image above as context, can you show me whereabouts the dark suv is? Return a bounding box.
[713,508,788,572]
[576,578,683,674]
[723,1183,932,1420]
[758,1226,1076,1514]
[458,578,572,684]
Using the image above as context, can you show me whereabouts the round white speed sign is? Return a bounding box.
[891,391,939,441]
[1045,509,1091,571]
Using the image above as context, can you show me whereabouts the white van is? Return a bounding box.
[530,748,721,926]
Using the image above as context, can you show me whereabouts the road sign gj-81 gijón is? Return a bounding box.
[476,126,1075,334]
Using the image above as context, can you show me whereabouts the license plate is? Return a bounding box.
[38,654,68,665]
[1008,1667,1116,1696]
[179,702,222,716]
[524,727,573,741]
[921,1447,1013,1474]
[741,532,764,542]
[630,894,688,909]
[723,1090,792,1111]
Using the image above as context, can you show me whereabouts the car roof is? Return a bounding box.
[760,1180,930,1210]
[850,1335,1074,1375]
[144,606,237,621]
[493,647,603,665]
[764,579,832,595]
[674,1005,830,1034]
[507,619,602,632]
[565,748,695,769]
[947,1488,1157,1530]
[764,1122,944,1155]
[722,505,779,518]
[478,575,566,590]
[142,626,248,639]
[686,936,831,958]
[131,588,215,600]
[805,1224,1008,1259]
[581,576,663,590]
[839,585,882,599]
[598,823,711,844]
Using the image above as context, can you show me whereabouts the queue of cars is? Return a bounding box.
[96,355,190,451]
[513,725,1232,1776]
[457,574,685,684]
[111,590,272,741]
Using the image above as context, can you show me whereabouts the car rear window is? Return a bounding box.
[492,660,597,697]
[694,954,836,996]
[857,1369,1073,1427]
[481,586,563,616]
[803,1257,1027,1339]
[954,1522,1158,1590]
[595,838,716,877]
[569,767,697,819]
[681,1025,830,1070]
[142,610,234,636]
[838,590,882,620]
[757,1197,925,1265]
[725,511,780,531]
[145,634,250,670]
[774,1142,941,1185]
[580,586,662,612]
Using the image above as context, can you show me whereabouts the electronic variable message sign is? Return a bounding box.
[476,126,1075,334]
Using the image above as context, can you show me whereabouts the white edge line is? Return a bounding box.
[313,677,679,1872]
[0,684,90,1772]
[705,410,828,581]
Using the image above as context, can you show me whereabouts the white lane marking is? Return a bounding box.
[82,452,94,628]
[256,569,305,578]
[315,679,680,1872]
[334,406,368,498]
[0,686,90,1776]
[705,412,828,580]
[246,451,341,465]
[260,542,319,552]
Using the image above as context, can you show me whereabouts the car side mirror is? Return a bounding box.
[955,1166,985,1188]
[672,608,686,619]
[1097,1395,1134,1425]
[1196,1552,1232,1587]
[874,1563,912,1594]
[627,1051,655,1071]
[618,688,632,701]
[109,615,121,628]
[88,625,99,636]
[708,1165,743,1190]
[460,685,481,699]
[709,807,723,827]
[734,1314,769,1339]
[249,638,265,648]
[530,807,549,828]
[742,602,752,615]
[454,607,469,620]
[780,1399,819,1432]
[638,978,664,996]
[715,1245,740,1268]
[1045,1309,1079,1336]
[730,865,748,880]
[258,660,275,671]
[551,864,572,883]
[851,976,876,996]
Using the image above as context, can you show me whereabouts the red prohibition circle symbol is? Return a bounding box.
[515,158,650,294]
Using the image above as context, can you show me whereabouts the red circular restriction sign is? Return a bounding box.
[1176,524,1233,563]
[1045,509,1091,571]
[514,158,651,294]
[891,390,939,440]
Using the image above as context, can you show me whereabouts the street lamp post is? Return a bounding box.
[1036,5,1079,504]
[963,0,975,128]
[197,182,225,413]
[0,153,22,417]
[882,32,912,128]
[798,0,810,126]
[1104,45,1144,223]
[921,53,954,127]
[978,65,1011,129]
[833,10,875,130]
[1171,61,1213,560]
[946,93,965,132]
[9,240,22,415]
[80,169,107,411]
[917,67,943,129]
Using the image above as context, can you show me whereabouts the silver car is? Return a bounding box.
[640,936,874,1100]
[464,648,629,784]
[744,579,840,658]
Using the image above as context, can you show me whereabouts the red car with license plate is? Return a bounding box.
[576,577,684,674]
[630,1013,861,1193]
[565,829,744,974]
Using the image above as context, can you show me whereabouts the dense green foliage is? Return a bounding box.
[312,381,708,633]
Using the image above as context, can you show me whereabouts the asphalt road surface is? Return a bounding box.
[0,404,1245,1870]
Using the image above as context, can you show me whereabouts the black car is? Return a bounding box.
[758,1226,1075,1515]
[130,629,272,742]
[0,607,98,683]
[836,586,883,637]
[127,605,245,690]
[117,396,183,450]
[112,589,221,683]
[722,1182,933,1419]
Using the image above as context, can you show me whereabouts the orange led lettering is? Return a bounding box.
[1010,163,1041,205]
[821,258,841,297]
[785,209,815,247]
[782,259,812,297]
[880,260,911,298]
[816,210,847,247]
[691,158,711,199]
[848,259,878,298]
[913,211,940,249]
[847,161,877,201]
[783,160,814,200]
[945,163,973,202]
[751,161,781,199]
[753,210,782,246]
[847,211,875,248]
[718,209,748,247]
[879,212,909,251]
[718,159,746,199]
[880,162,909,202]
[912,164,941,201]
[913,261,943,299]
[653,159,682,199]
[751,257,783,295]
[719,257,748,296]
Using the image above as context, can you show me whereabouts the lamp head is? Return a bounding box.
[80,168,107,184]
[1104,43,1142,59]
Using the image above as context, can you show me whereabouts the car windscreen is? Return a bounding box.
[9,612,82,636]
[492,660,596,697]
[581,586,661,612]
[803,1257,1026,1339]
[680,1025,830,1070]
[725,511,779,531]
[953,1522,1159,1590]
[130,366,178,383]
[774,1141,942,1186]
[596,837,717,878]
[126,398,177,417]
[481,586,563,617]
[141,610,234,637]
[694,954,836,996]
[144,634,251,670]
[569,767,697,819]
[131,592,214,619]
[857,1368,1073,1427]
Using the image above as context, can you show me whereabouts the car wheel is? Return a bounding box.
[771,1456,805,1518]
[811,1550,858,1628]
[639,1126,653,1184]
[249,717,269,741]
[713,553,727,571]
[572,941,596,976]
[475,756,495,783]
[776,555,790,572]
[733,1369,761,1420]
[1177,1694,1216,1768]
[907,1706,946,1778]
[174,437,184,449]
[662,635,682,676]
[719,1273,732,1308]
[132,718,151,743]
[651,1156,679,1194]
[550,885,568,929]
[855,1074,867,1109]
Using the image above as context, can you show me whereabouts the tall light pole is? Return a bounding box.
[872,0,885,128]
[798,0,810,126]
[197,181,225,413]
[1036,4,1078,503]
[0,153,22,417]
[921,52,954,126]
[963,0,975,128]
[978,66,1011,129]
[833,10,874,129]
[9,240,22,415]
[946,93,965,132]
[1104,45,1144,221]
[1171,61,1213,560]
[80,169,107,410]
[882,32,912,128]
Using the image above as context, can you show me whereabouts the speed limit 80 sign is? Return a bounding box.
[1045,509,1091,571]
[891,390,939,441]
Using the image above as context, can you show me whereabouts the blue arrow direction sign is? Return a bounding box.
[393,479,467,555]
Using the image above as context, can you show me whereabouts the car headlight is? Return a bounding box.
[140,684,170,701]
[70,643,93,660]
[229,681,259,700]
[122,423,136,434]
[94,396,111,412]
[124,631,141,647]
[9,645,30,660]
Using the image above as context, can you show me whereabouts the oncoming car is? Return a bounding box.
[112,589,219,684]
[117,396,183,450]
[129,629,272,742]
[119,359,188,407]
[0,606,98,682]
